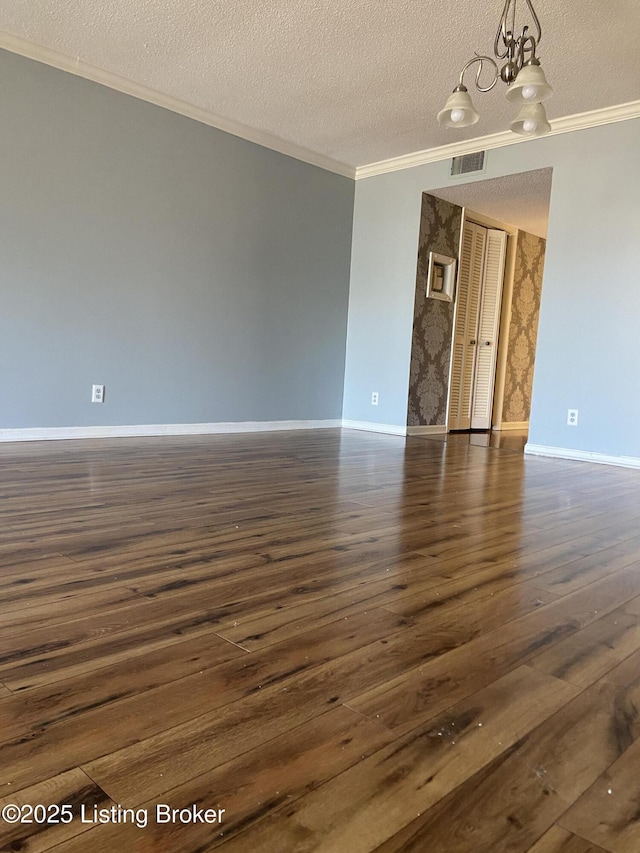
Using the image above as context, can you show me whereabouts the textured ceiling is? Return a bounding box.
[1,1,639,167]
[432,168,553,238]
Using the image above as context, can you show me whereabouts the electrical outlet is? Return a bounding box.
[567,408,578,426]
[371,392,379,406]
[92,384,105,404]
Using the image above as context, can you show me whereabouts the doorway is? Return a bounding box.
[406,167,552,447]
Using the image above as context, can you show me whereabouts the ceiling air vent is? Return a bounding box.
[451,151,486,177]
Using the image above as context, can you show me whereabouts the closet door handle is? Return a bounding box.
[470,339,477,346]
[483,340,492,347]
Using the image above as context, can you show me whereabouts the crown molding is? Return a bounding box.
[3,30,639,184]
[0,31,356,179]
[355,100,640,179]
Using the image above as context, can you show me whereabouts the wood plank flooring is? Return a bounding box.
[1,428,640,852]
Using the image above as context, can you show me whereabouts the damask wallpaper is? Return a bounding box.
[407,194,463,427]
[502,230,546,423]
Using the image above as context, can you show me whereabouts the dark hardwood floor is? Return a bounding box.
[1,428,639,852]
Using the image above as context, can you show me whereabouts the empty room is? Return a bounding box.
[1,1,640,851]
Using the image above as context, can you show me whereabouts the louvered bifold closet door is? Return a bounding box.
[470,228,508,429]
[448,222,486,430]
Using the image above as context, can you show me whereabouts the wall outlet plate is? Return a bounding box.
[92,384,105,403]
[567,408,578,426]
[371,392,379,406]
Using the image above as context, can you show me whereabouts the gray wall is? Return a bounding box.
[0,50,354,429]
[343,118,640,460]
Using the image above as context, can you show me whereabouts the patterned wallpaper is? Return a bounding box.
[502,230,546,423]
[407,194,463,427]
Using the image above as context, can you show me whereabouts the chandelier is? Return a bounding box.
[437,0,553,137]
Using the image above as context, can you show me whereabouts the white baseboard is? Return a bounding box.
[493,421,529,432]
[406,425,448,436]
[342,420,407,436]
[4,426,638,471]
[525,443,640,470]
[0,420,342,443]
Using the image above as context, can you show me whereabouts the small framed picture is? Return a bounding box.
[427,252,457,302]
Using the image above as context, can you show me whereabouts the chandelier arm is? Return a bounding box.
[524,0,542,44]
[495,0,542,58]
[494,0,514,58]
[510,0,517,43]
[520,34,538,61]
[458,56,499,93]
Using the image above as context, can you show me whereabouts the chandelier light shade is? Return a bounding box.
[437,87,480,128]
[510,101,551,136]
[505,60,553,105]
[437,0,553,137]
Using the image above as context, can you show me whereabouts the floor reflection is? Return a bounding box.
[414,429,528,453]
